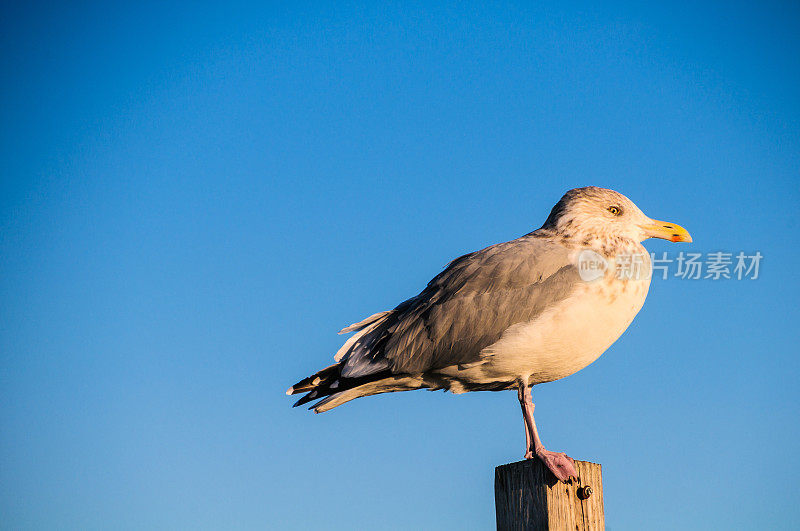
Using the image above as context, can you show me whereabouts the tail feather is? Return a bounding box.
[288,361,425,413]
[310,375,425,413]
[288,309,419,412]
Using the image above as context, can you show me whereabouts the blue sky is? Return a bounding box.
[1,1,798,529]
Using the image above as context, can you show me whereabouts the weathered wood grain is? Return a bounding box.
[495,458,604,530]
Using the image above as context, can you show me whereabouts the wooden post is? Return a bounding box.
[495,459,604,530]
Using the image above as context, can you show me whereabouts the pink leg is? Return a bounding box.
[517,384,577,482]
[519,387,535,459]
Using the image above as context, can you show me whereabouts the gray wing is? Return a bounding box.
[338,234,582,377]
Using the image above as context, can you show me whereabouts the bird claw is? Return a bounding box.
[535,449,578,482]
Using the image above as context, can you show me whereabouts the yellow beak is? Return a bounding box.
[640,219,692,243]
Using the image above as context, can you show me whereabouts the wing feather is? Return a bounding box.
[338,234,582,377]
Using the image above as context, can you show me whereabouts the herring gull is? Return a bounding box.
[287,186,691,481]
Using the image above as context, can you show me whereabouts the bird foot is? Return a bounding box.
[526,449,577,482]
[523,449,534,459]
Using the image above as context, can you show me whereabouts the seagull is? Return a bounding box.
[287,186,691,481]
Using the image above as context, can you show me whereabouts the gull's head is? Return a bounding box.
[541,186,692,243]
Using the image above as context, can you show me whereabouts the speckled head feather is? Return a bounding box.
[540,186,652,242]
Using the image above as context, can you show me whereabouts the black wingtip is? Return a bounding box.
[292,391,318,408]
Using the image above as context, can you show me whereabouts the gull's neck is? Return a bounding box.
[530,227,644,258]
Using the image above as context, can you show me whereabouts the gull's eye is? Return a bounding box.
[608,205,622,216]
